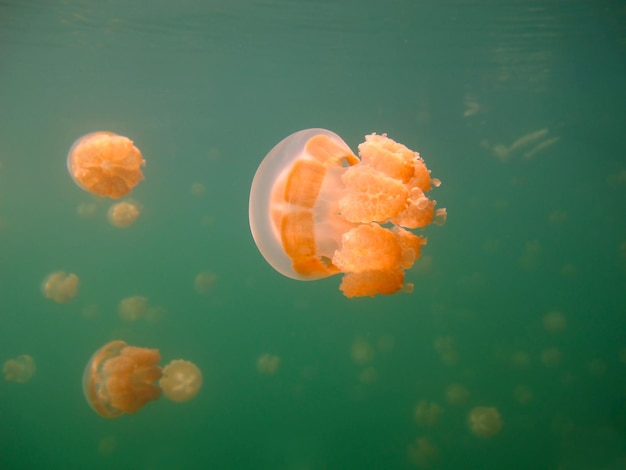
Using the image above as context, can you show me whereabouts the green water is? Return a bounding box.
[1,0,625,469]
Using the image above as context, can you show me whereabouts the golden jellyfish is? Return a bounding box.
[468,406,503,438]
[407,437,438,469]
[118,295,148,322]
[194,270,217,294]
[248,129,446,298]
[83,340,162,418]
[67,132,145,199]
[42,271,79,303]
[159,359,202,402]
[257,353,280,375]
[3,354,36,383]
[445,383,469,406]
[414,400,443,427]
[543,310,567,333]
[107,201,141,228]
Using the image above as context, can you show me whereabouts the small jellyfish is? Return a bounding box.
[3,354,36,383]
[42,271,79,303]
[118,296,148,322]
[249,129,446,298]
[67,132,145,199]
[194,271,217,294]
[468,406,503,438]
[445,383,469,406]
[159,359,203,402]
[414,400,443,427]
[257,353,280,375]
[107,201,141,228]
[83,340,162,418]
[543,311,567,333]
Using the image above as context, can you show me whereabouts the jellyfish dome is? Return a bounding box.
[67,132,145,199]
[83,340,162,418]
[249,129,446,297]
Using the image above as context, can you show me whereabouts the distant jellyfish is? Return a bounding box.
[42,271,79,303]
[414,400,443,427]
[159,359,202,403]
[118,296,148,322]
[543,311,567,333]
[407,437,438,469]
[445,383,469,406]
[194,271,217,294]
[350,337,375,365]
[76,202,98,218]
[3,355,36,383]
[257,353,280,375]
[83,340,162,418]
[359,366,378,384]
[249,129,446,298]
[190,182,206,198]
[540,347,562,368]
[468,406,503,438]
[107,201,141,228]
[513,385,533,405]
[67,132,145,199]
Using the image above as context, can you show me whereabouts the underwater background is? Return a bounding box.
[1,0,625,469]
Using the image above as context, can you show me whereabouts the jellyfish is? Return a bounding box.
[107,201,141,228]
[249,129,446,298]
[42,271,79,303]
[257,353,280,375]
[414,400,443,427]
[3,354,36,383]
[194,270,217,294]
[159,359,202,402]
[83,340,162,418]
[67,132,145,199]
[468,406,503,438]
[118,295,148,322]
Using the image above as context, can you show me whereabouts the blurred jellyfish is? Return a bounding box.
[42,271,79,303]
[191,182,206,197]
[118,296,148,322]
[83,340,162,418]
[159,359,202,402]
[513,385,533,405]
[76,202,98,218]
[194,270,217,294]
[445,383,469,406]
[107,201,141,228]
[433,336,458,366]
[257,353,280,375]
[249,129,446,298]
[350,337,375,366]
[97,436,117,456]
[3,355,36,383]
[67,132,145,199]
[359,366,378,385]
[414,400,443,427]
[510,350,531,369]
[540,347,562,368]
[468,406,503,438]
[407,437,438,469]
[543,311,567,333]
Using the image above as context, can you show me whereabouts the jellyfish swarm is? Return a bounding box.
[249,129,446,298]
[83,340,162,418]
[67,132,145,199]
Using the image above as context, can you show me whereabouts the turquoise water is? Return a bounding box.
[1,0,625,468]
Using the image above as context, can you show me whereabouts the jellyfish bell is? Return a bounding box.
[159,359,202,402]
[249,129,446,298]
[468,406,503,438]
[83,340,162,418]
[67,132,145,199]
[42,271,79,303]
[3,354,36,383]
[107,200,141,228]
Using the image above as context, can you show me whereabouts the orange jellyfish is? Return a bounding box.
[42,271,79,303]
[159,359,203,402]
[468,406,503,438]
[249,129,446,298]
[83,340,162,418]
[3,354,36,383]
[107,201,141,228]
[67,132,145,199]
